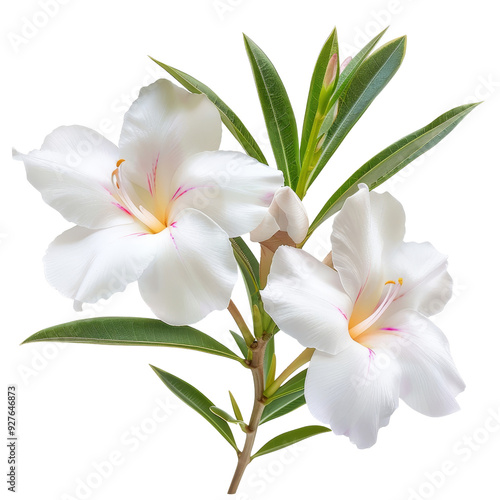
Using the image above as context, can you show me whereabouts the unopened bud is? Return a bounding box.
[339,56,352,73]
[315,134,326,153]
[323,53,338,88]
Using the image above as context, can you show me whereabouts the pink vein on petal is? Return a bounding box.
[112,201,132,216]
[380,327,400,331]
[334,305,348,321]
[169,229,178,250]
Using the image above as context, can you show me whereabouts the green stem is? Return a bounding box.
[228,300,254,347]
[264,347,315,398]
[296,111,324,199]
[227,338,268,494]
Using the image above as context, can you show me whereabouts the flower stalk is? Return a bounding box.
[227,337,268,494]
[264,347,315,398]
[228,300,255,348]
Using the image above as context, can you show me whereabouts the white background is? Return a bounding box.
[2,0,499,499]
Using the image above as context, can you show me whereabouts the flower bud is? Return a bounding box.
[250,187,309,246]
[323,53,338,89]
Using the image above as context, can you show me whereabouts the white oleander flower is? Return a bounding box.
[262,184,464,448]
[15,79,283,325]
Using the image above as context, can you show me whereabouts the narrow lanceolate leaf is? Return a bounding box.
[230,330,249,358]
[260,393,306,424]
[263,335,275,382]
[150,57,267,165]
[229,391,244,422]
[22,317,243,363]
[251,426,331,460]
[300,27,339,162]
[308,102,480,235]
[266,369,307,403]
[316,27,388,138]
[306,36,407,191]
[265,354,277,389]
[244,35,301,189]
[151,366,239,452]
[231,237,260,306]
[210,406,245,425]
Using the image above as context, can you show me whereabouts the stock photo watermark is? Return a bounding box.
[59,395,178,500]
[407,405,500,500]
[7,0,73,53]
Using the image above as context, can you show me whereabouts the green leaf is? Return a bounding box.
[306,35,407,191]
[265,353,277,389]
[229,391,244,422]
[22,317,243,363]
[300,27,339,162]
[260,393,306,424]
[230,330,249,358]
[243,34,300,189]
[263,335,275,382]
[231,237,260,307]
[150,58,267,165]
[317,27,388,137]
[308,102,480,235]
[251,426,330,460]
[151,366,239,452]
[266,369,307,402]
[209,406,245,425]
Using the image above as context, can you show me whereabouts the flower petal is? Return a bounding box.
[118,79,221,202]
[386,241,453,317]
[138,208,238,326]
[169,151,283,237]
[305,343,401,448]
[250,186,309,244]
[14,126,132,229]
[372,309,465,417]
[44,223,157,307]
[262,246,352,354]
[331,185,406,320]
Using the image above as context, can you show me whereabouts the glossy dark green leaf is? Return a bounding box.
[151,366,239,452]
[260,393,306,424]
[230,330,249,358]
[306,35,407,191]
[230,237,261,306]
[251,426,330,460]
[22,317,243,363]
[244,34,300,189]
[266,369,307,402]
[300,27,339,162]
[150,58,267,165]
[308,102,480,235]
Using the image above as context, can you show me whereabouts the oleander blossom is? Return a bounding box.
[14,79,283,325]
[262,184,464,448]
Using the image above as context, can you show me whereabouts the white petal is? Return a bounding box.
[386,242,453,317]
[262,246,353,354]
[250,186,308,244]
[44,223,157,306]
[118,79,221,201]
[169,151,283,237]
[305,343,401,448]
[373,309,465,417]
[138,208,238,326]
[331,185,406,319]
[14,126,132,229]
